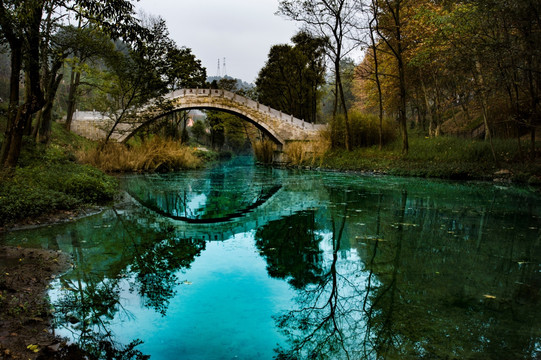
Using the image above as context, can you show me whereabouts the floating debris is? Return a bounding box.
[356,235,385,242]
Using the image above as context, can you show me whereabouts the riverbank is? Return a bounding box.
[0,246,71,359]
[296,134,541,186]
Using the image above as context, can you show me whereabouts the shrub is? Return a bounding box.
[61,166,118,203]
[0,180,79,225]
[0,120,118,227]
[0,163,117,226]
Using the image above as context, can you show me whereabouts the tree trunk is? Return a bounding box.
[23,73,34,136]
[331,80,339,149]
[397,54,408,154]
[336,59,351,151]
[37,100,54,144]
[420,73,435,137]
[37,66,63,144]
[4,107,32,168]
[65,70,81,132]
[474,59,497,162]
[0,46,22,167]
[369,10,384,150]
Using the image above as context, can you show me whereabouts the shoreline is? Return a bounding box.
[0,246,72,359]
[0,206,105,359]
[0,206,104,234]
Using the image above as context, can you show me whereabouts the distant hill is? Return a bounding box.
[207,76,254,91]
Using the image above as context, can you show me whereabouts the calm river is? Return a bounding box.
[2,157,540,359]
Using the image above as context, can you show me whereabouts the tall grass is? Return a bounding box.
[78,137,202,172]
[285,133,330,167]
[253,139,275,164]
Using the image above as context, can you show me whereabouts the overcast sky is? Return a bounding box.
[136,0,301,84]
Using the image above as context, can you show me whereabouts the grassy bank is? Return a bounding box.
[0,122,219,227]
[296,133,541,185]
[0,123,118,228]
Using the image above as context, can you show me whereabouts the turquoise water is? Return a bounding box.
[2,158,541,359]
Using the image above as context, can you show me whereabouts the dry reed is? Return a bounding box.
[253,139,276,164]
[285,132,330,167]
[78,137,202,172]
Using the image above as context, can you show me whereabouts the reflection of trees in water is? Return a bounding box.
[255,211,324,289]
[272,193,388,360]
[360,189,541,359]
[274,205,363,359]
[52,209,205,358]
[274,186,541,359]
[130,237,205,315]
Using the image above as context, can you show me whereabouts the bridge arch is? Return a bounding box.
[118,89,324,146]
[123,104,285,148]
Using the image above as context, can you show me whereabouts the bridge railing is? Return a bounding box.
[169,89,325,131]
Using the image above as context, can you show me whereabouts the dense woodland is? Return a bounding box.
[257,0,540,158]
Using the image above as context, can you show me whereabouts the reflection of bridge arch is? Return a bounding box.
[128,185,283,224]
[123,178,329,241]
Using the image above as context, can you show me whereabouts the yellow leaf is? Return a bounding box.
[26,344,39,352]
[483,294,496,299]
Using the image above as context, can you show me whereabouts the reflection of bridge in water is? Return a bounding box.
[123,178,329,241]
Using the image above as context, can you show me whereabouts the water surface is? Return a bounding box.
[2,158,540,359]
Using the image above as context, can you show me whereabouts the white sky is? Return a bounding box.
[136,0,301,84]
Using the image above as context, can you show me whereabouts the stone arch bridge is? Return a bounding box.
[70,89,326,151]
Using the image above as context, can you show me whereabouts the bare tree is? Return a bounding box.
[372,0,410,154]
[278,0,361,151]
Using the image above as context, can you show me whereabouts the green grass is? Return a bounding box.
[0,121,118,227]
[320,134,541,184]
